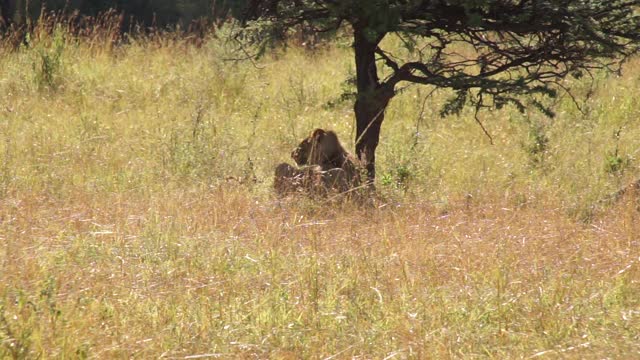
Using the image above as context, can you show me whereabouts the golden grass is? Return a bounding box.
[2,187,639,358]
[1,26,639,358]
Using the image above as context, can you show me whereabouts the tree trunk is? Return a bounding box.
[352,27,393,185]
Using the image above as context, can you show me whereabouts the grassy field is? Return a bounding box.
[1,24,639,358]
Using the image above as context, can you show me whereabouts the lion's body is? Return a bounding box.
[274,163,323,195]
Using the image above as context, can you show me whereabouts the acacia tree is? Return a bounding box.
[239,0,640,183]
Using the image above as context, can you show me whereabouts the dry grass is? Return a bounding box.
[1,22,639,358]
[2,188,639,358]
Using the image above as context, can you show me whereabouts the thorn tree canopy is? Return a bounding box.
[239,0,640,184]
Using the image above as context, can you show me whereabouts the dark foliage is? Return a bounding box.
[0,0,249,29]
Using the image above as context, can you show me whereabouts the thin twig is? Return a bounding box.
[225,36,264,69]
[412,87,438,150]
[354,106,385,147]
[555,81,586,116]
[474,100,494,145]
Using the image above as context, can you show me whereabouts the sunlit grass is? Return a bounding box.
[0,24,639,358]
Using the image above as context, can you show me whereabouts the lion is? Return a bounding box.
[290,128,361,189]
[274,129,362,197]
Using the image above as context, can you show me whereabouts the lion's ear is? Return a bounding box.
[312,128,326,139]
